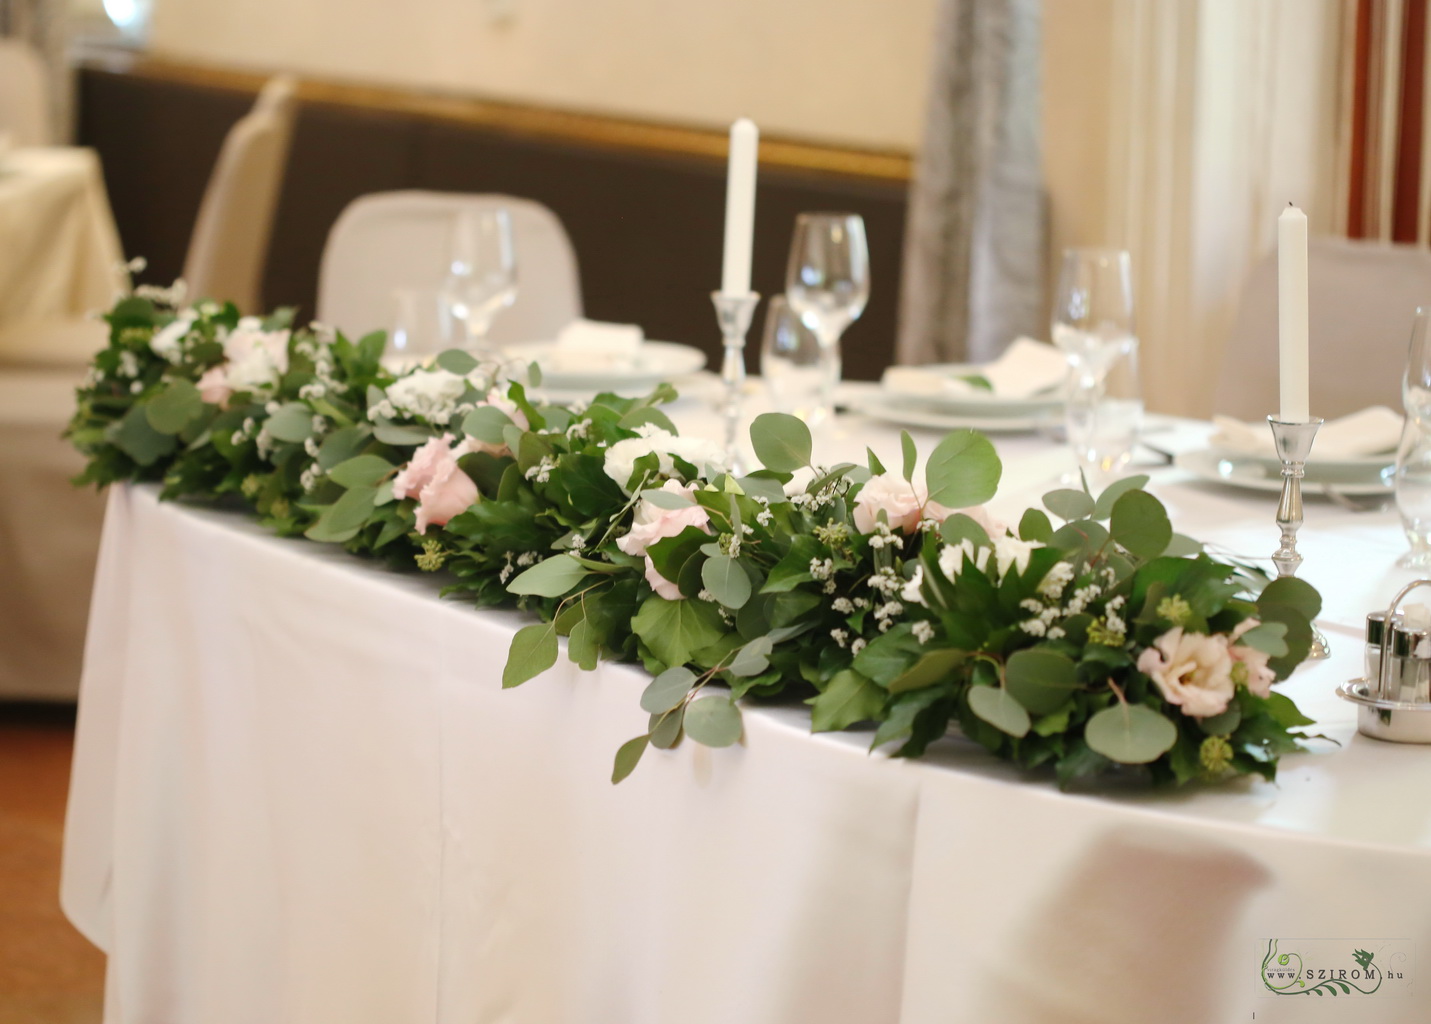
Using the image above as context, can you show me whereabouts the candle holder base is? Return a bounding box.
[711,291,760,472]
[1268,416,1329,660]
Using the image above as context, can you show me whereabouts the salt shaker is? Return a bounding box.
[1366,611,1402,684]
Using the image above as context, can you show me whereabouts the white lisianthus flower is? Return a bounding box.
[385,368,471,424]
[220,323,291,393]
[1136,627,1236,718]
[991,535,1042,579]
[602,428,726,494]
[900,564,927,606]
[150,313,196,362]
[938,538,991,580]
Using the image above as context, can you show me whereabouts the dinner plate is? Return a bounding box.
[842,387,1057,434]
[880,361,1065,417]
[503,340,707,393]
[1208,447,1394,477]
[1176,449,1393,496]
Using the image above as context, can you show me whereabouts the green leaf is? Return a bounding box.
[967,686,1031,737]
[650,705,685,748]
[1262,690,1316,728]
[924,430,1002,508]
[639,487,695,510]
[568,617,600,671]
[462,405,513,445]
[1019,508,1054,544]
[317,425,372,470]
[631,595,726,667]
[112,403,178,466]
[728,635,774,677]
[304,485,377,542]
[1044,488,1095,520]
[640,666,697,714]
[1258,576,1322,621]
[373,419,435,446]
[1109,489,1172,559]
[1091,474,1151,520]
[867,447,886,476]
[684,696,743,747]
[750,412,812,472]
[701,554,751,609]
[1084,703,1177,763]
[809,670,884,732]
[1198,703,1242,735]
[611,734,648,783]
[327,454,395,489]
[436,348,480,375]
[888,649,965,694]
[939,512,991,548]
[508,554,591,597]
[901,430,917,482]
[266,402,316,443]
[145,379,204,434]
[618,406,678,436]
[1005,648,1080,715]
[1237,621,1289,657]
[1164,533,1203,557]
[502,622,558,687]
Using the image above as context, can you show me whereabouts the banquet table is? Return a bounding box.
[0,147,124,332]
[61,388,1431,1024]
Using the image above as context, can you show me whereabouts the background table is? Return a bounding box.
[62,395,1431,1024]
[0,147,124,333]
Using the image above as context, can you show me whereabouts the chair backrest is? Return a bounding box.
[181,75,298,314]
[1214,237,1431,419]
[0,38,51,146]
[316,191,582,342]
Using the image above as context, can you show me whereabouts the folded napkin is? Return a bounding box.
[882,337,1067,400]
[1209,406,1404,459]
[549,318,644,373]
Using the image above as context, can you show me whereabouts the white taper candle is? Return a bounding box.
[1277,204,1310,422]
[721,118,759,296]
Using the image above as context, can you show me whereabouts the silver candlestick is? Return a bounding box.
[1268,416,1329,659]
[711,290,760,470]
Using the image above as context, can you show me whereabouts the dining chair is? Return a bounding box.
[1213,237,1431,420]
[315,191,582,343]
[0,37,51,147]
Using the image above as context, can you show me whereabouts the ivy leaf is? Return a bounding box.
[631,595,725,667]
[967,686,1031,738]
[684,696,743,747]
[502,622,558,688]
[611,734,648,783]
[266,402,316,443]
[145,379,204,434]
[1044,488,1095,521]
[924,430,1002,508]
[701,554,751,609]
[1084,703,1177,763]
[1109,489,1172,559]
[809,669,885,732]
[641,666,697,714]
[1005,648,1080,715]
[327,454,395,489]
[508,554,591,597]
[750,412,812,472]
[436,348,480,375]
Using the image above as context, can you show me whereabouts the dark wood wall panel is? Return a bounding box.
[76,65,909,380]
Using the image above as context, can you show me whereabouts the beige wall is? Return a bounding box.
[146,0,940,151]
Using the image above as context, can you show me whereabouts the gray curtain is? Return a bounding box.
[897,0,1045,365]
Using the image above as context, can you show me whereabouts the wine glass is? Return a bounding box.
[438,207,518,352]
[784,213,870,424]
[760,295,827,424]
[1051,248,1142,482]
[1394,308,1431,567]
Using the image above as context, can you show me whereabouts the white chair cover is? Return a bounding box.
[0,37,51,147]
[316,191,582,343]
[182,76,298,313]
[1214,237,1431,419]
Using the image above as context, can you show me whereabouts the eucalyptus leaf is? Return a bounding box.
[502,622,558,687]
[1237,621,1289,657]
[701,554,752,609]
[1084,703,1177,763]
[1005,648,1080,715]
[901,430,917,482]
[1164,533,1203,557]
[1109,489,1172,559]
[317,425,372,470]
[619,406,678,436]
[650,705,685,748]
[1198,703,1242,735]
[750,412,813,473]
[145,379,204,434]
[684,696,743,747]
[113,403,178,466]
[304,485,377,543]
[924,430,1002,508]
[462,405,514,445]
[1019,508,1054,544]
[1044,488,1095,521]
[611,734,648,783]
[967,686,1031,738]
[641,666,697,714]
[327,454,395,489]
[436,348,480,375]
[507,554,591,597]
[568,617,600,671]
[888,648,965,694]
[728,635,774,677]
[266,402,316,443]
[639,487,696,510]
[1258,576,1322,621]
[373,419,434,446]
[1091,474,1151,520]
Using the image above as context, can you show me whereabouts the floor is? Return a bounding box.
[0,703,105,1024]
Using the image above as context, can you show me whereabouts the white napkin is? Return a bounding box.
[1209,406,1404,459]
[549,318,644,373]
[882,337,1067,400]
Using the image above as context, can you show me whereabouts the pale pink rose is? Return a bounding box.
[616,480,711,600]
[197,365,232,406]
[853,474,926,534]
[1136,627,1236,718]
[1228,618,1276,698]
[392,434,480,534]
[923,501,1007,538]
[466,389,530,456]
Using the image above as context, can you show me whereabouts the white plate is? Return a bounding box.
[1209,447,1394,477]
[503,340,707,392]
[842,388,1057,434]
[1176,449,1393,496]
[881,361,1065,417]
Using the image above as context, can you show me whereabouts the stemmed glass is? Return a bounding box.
[1051,248,1143,482]
[1394,308,1431,567]
[784,213,870,424]
[439,207,518,352]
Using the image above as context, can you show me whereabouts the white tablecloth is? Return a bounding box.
[62,397,1431,1024]
[0,147,124,332]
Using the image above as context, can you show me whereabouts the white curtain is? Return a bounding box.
[896,0,1046,365]
[1,0,72,141]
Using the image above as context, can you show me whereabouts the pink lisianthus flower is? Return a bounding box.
[852,472,1005,537]
[197,364,232,407]
[392,434,480,534]
[1136,627,1236,718]
[615,480,711,600]
[465,388,530,456]
[1228,618,1277,698]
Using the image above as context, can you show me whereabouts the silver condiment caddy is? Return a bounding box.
[1337,579,1431,743]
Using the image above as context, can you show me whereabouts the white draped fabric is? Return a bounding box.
[62,405,1431,1024]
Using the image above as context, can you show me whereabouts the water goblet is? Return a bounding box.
[438,207,518,352]
[783,212,870,424]
[1394,308,1431,568]
[760,295,829,425]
